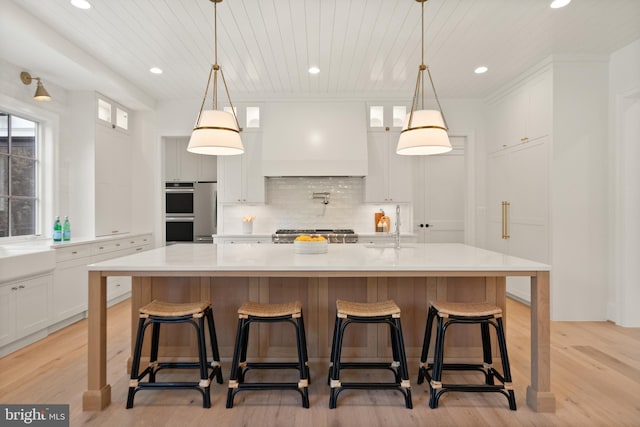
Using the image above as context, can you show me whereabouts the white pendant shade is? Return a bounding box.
[187,110,244,156]
[396,109,452,155]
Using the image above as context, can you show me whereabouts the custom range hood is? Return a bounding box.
[262,102,368,176]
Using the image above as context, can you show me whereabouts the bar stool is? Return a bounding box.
[126,300,224,409]
[328,299,412,409]
[417,301,516,410]
[226,301,310,408]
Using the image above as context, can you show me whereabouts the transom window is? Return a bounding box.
[0,112,39,237]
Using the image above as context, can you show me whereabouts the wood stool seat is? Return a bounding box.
[139,300,211,317]
[417,300,516,410]
[238,300,302,318]
[126,299,223,409]
[226,300,310,409]
[336,299,401,318]
[329,299,412,409]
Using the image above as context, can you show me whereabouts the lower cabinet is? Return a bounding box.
[52,234,153,323]
[0,274,52,350]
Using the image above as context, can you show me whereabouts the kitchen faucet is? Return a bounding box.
[395,204,401,249]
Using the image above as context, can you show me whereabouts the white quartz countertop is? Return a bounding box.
[87,243,550,273]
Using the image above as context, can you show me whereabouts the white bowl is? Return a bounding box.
[293,240,328,254]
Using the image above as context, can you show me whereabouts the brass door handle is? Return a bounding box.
[501,201,510,240]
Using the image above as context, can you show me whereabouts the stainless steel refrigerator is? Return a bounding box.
[193,182,217,243]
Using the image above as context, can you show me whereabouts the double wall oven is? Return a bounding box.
[165,181,218,243]
[165,182,195,242]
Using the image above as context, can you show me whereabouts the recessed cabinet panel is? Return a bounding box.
[218,132,264,203]
[486,137,550,302]
[95,124,131,236]
[365,130,412,203]
[164,138,217,182]
[486,70,552,153]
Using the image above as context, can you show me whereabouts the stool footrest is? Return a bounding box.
[339,382,406,390]
[136,382,208,389]
[337,362,398,370]
[232,383,305,390]
[243,362,302,370]
[435,383,510,392]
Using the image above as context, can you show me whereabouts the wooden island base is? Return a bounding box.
[83,243,553,412]
[129,275,506,364]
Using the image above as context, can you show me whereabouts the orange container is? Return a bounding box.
[374,212,384,232]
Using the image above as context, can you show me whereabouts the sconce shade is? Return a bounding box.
[187,110,244,155]
[20,71,51,102]
[396,109,452,155]
[33,80,51,101]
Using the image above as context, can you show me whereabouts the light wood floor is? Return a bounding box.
[1,298,639,426]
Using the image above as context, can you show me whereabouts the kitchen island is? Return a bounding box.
[82,243,554,412]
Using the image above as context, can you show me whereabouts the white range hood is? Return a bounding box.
[262,102,368,176]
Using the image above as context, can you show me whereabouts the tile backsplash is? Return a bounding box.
[219,177,411,234]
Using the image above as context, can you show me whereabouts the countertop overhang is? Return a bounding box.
[87,243,550,275]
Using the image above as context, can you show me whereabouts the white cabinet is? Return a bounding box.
[365,129,413,203]
[164,137,218,182]
[486,71,552,153]
[90,234,152,304]
[95,123,131,236]
[218,132,264,203]
[52,245,92,323]
[52,233,153,328]
[486,137,550,302]
[412,136,466,243]
[0,274,52,348]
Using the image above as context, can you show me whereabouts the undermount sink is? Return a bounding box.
[0,246,56,282]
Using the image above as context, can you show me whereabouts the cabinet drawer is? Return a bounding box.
[55,245,92,263]
[91,239,127,256]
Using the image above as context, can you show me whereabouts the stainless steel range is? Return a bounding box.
[272,229,358,244]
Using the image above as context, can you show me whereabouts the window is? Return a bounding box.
[393,106,407,128]
[246,107,260,128]
[116,107,128,130]
[0,112,39,237]
[369,106,384,128]
[97,95,129,131]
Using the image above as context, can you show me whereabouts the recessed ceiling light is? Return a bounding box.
[550,0,571,9]
[149,67,163,74]
[474,66,488,74]
[308,67,320,75]
[70,0,91,10]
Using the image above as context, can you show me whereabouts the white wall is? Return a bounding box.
[609,38,640,326]
[0,58,66,238]
[550,57,609,321]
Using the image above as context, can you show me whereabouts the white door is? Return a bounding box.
[414,136,466,243]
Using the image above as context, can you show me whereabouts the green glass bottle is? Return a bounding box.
[53,216,62,242]
[63,216,71,241]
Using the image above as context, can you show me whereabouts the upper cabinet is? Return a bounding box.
[95,94,131,237]
[217,132,264,203]
[486,71,552,153]
[365,129,413,203]
[364,103,412,203]
[164,137,217,182]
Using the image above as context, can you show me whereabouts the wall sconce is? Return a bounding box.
[20,71,51,102]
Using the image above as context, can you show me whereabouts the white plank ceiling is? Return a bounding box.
[3,0,640,108]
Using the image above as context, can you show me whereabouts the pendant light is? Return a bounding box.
[188,0,244,156]
[396,0,451,156]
